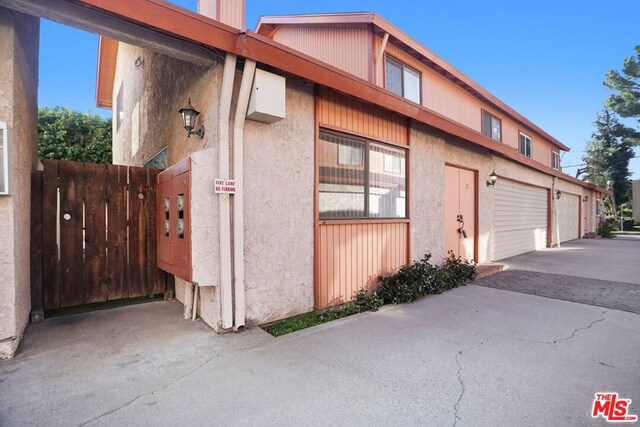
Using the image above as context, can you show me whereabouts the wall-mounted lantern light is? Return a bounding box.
[486,170,498,187]
[583,195,589,202]
[556,190,562,200]
[178,98,205,139]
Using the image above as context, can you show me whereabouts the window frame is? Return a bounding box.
[518,131,532,158]
[0,121,8,195]
[318,129,408,221]
[552,151,560,170]
[481,109,502,142]
[143,147,168,170]
[384,54,422,104]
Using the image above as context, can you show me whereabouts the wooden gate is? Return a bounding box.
[30,160,171,318]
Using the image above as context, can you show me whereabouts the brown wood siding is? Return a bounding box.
[317,221,409,308]
[273,26,372,81]
[317,87,408,146]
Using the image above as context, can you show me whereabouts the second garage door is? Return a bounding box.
[557,194,580,242]
[494,179,548,260]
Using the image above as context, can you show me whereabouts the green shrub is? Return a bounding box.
[598,217,618,238]
[354,289,384,312]
[376,253,476,305]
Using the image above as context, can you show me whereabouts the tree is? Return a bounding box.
[581,109,635,205]
[605,45,640,128]
[38,106,112,164]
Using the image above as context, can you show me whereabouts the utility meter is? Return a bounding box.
[176,219,185,238]
[176,194,185,212]
[164,220,170,237]
[163,198,170,213]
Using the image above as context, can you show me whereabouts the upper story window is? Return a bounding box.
[319,130,407,219]
[552,151,560,170]
[481,110,502,142]
[519,132,532,158]
[385,55,421,104]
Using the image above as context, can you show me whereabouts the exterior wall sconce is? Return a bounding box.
[583,195,589,202]
[178,98,205,139]
[556,190,562,200]
[486,170,498,187]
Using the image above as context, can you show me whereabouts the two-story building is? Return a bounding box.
[93,2,608,331]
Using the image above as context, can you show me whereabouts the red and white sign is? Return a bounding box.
[214,179,236,194]
[592,393,638,422]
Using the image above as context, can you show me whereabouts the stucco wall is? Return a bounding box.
[243,80,315,325]
[0,8,39,359]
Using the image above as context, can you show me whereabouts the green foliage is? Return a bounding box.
[605,45,640,127]
[263,252,477,336]
[581,110,636,204]
[38,106,112,164]
[376,252,476,305]
[263,303,360,337]
[598,217,618,238]
[354,289,384,312]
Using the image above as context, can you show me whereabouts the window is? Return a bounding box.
[116,82,124,132]
[0,122,8,195]
[519,132,532,158]
[319,130,407,219]
[144,147,168,169]
[482,110,502,141]
[552,151,560,170]
[385,56,421,104]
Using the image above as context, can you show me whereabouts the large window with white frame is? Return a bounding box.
[385,55,421,104]
[0,122,8,195]
[319,130,407,219]
[519,132,532,158]
[481,110,502,141]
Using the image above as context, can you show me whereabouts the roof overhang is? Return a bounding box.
[256,12,571,152]
[4,0,605,194]
[96,36,118,109]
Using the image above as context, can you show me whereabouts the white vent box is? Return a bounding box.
[247,69,286,124]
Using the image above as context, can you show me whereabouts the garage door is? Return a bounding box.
[494,179,548,260]
[557,194,579,242]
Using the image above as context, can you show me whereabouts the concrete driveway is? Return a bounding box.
[1,238,639,426]
[477,237,640,313]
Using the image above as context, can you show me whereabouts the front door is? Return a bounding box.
[444,165,476,261]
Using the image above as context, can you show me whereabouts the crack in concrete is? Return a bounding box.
[551,309,609,344]
[78,350,223,426]
[453,336,493,427]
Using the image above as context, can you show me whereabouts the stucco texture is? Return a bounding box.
[0,8,39,358]
[243,80,315,325]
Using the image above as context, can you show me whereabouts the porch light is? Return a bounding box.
[486,170,498,187]
[583,195,589,202]
[178,98,205,139]
[556,190,562,200]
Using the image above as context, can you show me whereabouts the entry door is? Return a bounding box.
[444,165,476,261]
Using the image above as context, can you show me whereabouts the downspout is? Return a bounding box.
[552,176,561,248]
[231,59,257,331]
[218,53,237,329]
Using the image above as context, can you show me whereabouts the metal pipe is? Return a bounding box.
[231,59,256,331]
[218,53,237,329]
[191,285,199,321]
[552,177,561,248]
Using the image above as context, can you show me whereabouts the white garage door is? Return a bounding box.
[557,194,579,242]
[494,179,548,260]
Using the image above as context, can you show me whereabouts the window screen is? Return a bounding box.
[319,130,406,219]
[385,57,403,97]
[482,111,501,141]
[385,56,421,103]
[519,133,532,158]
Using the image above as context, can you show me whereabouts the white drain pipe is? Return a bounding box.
[231,59,257,331]
[218,54,237,329]
[552,176,561,248]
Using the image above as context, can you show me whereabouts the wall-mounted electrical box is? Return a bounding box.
[157,157,191,281]
[247,69,286,124]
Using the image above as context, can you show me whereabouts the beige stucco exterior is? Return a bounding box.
[0,8,39,359]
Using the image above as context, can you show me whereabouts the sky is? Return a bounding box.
[38,0,640,179]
